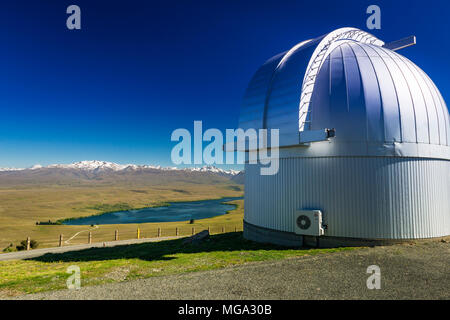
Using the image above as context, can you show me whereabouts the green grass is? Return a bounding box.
[0,232,358,297]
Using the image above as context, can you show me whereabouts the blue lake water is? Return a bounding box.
[63,197,243,225]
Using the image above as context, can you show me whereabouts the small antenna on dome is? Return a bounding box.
[383,35,416,51]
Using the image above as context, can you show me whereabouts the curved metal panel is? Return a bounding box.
[384,47,430,144]
[358,43,401,143]
[238,52,285,132]
[245,157,450,240]
[299,28,384,131]
[419,67,450,146]
[264,39,320,146]
[412,62,447,145]
[308,41,450,155]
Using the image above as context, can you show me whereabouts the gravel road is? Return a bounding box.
[14,240,449,300]
[0,236,179,261]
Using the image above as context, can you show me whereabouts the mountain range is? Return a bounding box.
[0,160,244,186]
[0,160,240,175]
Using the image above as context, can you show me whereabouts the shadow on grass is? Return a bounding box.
[29,232,298,263]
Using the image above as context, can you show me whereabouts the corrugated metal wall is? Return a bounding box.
[245,157,450,239]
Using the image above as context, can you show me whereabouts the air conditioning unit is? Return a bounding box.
[294,210,325,236]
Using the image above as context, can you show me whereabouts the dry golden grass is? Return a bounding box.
[0,182,243,250]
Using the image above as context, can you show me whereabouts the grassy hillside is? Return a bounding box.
[0,232,356,297]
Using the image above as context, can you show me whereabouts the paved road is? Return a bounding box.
[0,236,179,261]
[14,241,450,300]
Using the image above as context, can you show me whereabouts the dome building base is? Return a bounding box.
[243,220,450,248]
[244,157,450,240]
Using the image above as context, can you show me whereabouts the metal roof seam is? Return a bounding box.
[369,43,404,143]
[394,50,432,145]
[420,68,450,146]
[392,50,435,145]
[379,46,419,144]
[352,41,386,143]
[410,62,443,146]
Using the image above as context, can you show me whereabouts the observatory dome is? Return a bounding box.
[309,41,449,158]
[240,28,450,247]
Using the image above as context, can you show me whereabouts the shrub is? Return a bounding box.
[2,243,15,253]
[189,219,195,224]
[16,239,39,251]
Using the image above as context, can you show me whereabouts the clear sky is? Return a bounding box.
[0,0,448,168]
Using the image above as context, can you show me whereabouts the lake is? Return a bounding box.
[63,197,242,225]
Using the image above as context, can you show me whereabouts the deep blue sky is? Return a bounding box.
[0,0,448,168]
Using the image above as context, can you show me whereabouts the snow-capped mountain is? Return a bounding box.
[0,160,241,176]
[0,167,25,172]
[46,160,133,171]
[186,165,240,176]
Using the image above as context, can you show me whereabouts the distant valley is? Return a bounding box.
[0,161,244,250]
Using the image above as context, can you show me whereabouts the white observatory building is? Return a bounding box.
[239,28,450,247]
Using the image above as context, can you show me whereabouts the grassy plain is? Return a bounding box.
[0,181,243,250]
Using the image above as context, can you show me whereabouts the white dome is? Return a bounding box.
[238,28,450,160]
[241,28,450,244]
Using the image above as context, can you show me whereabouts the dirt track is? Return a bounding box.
[14,240,450,300]
[0,236,179,261]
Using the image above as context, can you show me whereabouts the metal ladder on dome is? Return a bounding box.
[298,30,376,131]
